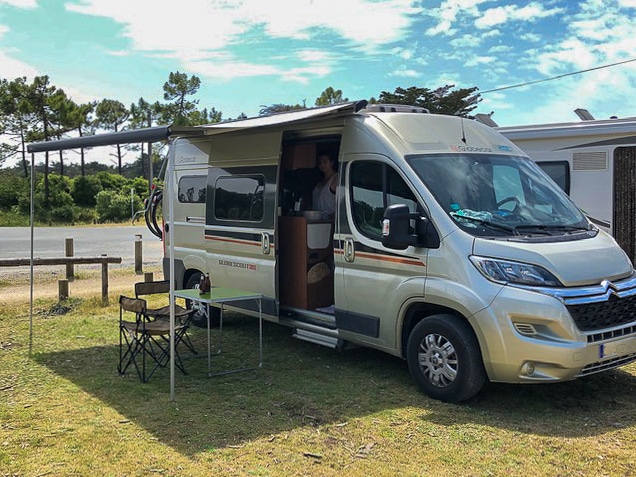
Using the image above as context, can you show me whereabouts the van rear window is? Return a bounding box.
[214,175,264,221]
[178,176,206,203]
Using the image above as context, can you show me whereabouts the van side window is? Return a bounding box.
[536,161,570,194]
[178,176,206,203]
[351,162,418,240]
[214,175,264,221]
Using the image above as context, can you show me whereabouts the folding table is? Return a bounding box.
[173,287,263,376]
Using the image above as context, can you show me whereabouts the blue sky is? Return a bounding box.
[1,0,636,128]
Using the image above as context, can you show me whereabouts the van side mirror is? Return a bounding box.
[382,204,440,250]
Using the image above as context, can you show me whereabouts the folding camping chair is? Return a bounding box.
[118,295,188,382]
[134,280,197,355]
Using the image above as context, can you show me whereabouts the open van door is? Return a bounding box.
[204,130,281,314]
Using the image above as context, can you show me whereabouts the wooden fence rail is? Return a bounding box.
[0,256,122,303]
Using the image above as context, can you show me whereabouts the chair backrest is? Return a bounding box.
[119,295,146,315]
[135,280,170,298]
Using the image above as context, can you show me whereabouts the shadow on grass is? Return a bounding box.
[34,314,636,455]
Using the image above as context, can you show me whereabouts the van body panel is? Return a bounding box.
[204,130,281,304]
[472,231,633,286]
[165,137,210,286]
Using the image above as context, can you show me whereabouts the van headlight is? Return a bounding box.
[469,255,562,287]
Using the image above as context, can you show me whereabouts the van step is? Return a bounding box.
[293,328,339,348]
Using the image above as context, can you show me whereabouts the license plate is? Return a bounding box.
[599,335,636,360]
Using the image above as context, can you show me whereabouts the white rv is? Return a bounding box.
[496,117,636,262]
[28,102,636,403]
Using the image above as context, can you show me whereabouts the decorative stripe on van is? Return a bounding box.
[334,242,425,267]
[205,230,274,247]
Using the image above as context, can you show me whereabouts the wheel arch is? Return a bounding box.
[400,301,480,359]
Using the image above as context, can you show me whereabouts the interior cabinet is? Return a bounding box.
[279,216,334,310]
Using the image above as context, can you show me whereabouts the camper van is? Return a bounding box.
[496,117,636,263]
[156,101,636,402]
[28,102,636,402]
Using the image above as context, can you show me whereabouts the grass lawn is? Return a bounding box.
[1,278,636,476]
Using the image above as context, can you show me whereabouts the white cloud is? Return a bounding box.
[449,34,484,49]
[388,66,419,78]
[464,55,496,67]
[0,0,37,7]
[62,0,421,85]
[475,3,563,29]
[0,48,39,80]
[425,0,488,36]
[64,0,420,51]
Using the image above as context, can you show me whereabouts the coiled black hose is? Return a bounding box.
[145,187,163,239]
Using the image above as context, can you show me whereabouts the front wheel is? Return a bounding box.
[185,272,220,327]
[406,314,486,403]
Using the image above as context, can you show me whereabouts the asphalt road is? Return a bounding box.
[0,225,164,267]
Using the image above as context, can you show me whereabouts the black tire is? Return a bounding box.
[406,314,486,403]
[185,272,220,327]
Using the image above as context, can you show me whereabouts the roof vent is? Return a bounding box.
[364,104,429,114]
[574,108,595,121]
[474,113,498,127]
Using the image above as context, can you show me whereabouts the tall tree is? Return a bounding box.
[24,75,65,208]
[0,77,34,177]
[66,101,95,177]
[315,87,348,106]
[130,97,163,187]
[161,71,204,126]
[377,85,481,116]
[94,99,130,174]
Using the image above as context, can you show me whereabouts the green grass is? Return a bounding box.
[1,292,636,476]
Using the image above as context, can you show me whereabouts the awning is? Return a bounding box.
[26,100,369,153]
[26,126,205,153]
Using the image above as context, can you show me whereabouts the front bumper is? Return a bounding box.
[476,275,636,383]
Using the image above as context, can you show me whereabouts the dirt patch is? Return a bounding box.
[0,264,163,306]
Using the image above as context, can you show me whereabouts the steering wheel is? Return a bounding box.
[496,196,520,210]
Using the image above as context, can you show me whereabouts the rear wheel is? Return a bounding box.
[185,272,220,327]
[406,314,486,403]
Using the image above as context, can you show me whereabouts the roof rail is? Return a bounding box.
[363,104,430,114]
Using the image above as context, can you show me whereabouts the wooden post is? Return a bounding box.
[65,238,74,281]
[135,234,143,275]
[101,254,109,305]
[58,279,69,301]
[144,272,154,282]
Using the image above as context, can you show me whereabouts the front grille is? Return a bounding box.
[576,353,636,377]
[567,294,636,332]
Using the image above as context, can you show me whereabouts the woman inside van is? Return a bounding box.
[312,152,338,220]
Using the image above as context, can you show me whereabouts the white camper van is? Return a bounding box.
[29,102,636,402]
[496,117,636,263]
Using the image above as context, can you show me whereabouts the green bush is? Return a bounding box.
[75,207,96,224]
[49,205,75,223]
[16,173,75,222]
[0,172,28,210]
[72,175,103,207]
[95,190,143,223]
[95,171,128,191]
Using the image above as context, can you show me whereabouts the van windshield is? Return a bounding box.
[407,153,590,237]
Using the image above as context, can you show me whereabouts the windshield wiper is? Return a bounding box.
[514,224,591,234]
[450,213,518,234]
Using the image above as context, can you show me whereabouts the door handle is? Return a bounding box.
[344,238,355,262]
[261,232,271,255]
